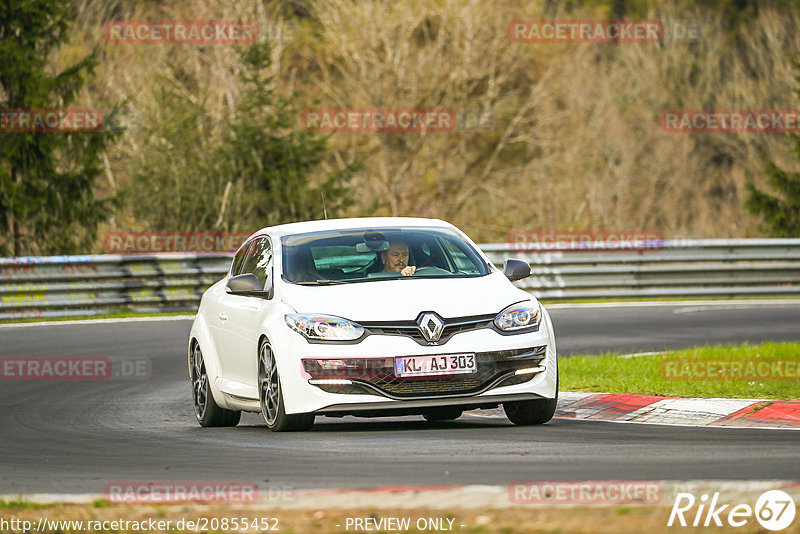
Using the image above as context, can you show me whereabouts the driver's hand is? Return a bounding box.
[401,265,416,276]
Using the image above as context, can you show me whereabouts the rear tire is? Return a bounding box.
[259,339,314,432]
[191,343,241,427]
[422,408,463,422]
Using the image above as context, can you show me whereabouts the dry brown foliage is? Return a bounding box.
[68,0,800,242]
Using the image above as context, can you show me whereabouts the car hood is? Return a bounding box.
[279,272,533,321]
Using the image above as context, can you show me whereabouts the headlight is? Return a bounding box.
[494,302,541,332]
[285,314,365,342]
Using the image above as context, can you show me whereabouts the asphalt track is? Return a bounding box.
[1,301,799,494]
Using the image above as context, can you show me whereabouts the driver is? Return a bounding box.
[380,241,416,276]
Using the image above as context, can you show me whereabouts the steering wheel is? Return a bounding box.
[412,266,450,275]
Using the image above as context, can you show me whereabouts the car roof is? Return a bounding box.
[253,217,458,239]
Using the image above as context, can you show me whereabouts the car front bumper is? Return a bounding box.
[273,310,558,416]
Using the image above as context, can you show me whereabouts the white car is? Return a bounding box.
[188,217,558,431]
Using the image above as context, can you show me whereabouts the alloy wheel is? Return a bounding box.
[191,344,208,421]
[259,342,280,426]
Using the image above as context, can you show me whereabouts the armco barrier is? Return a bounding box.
[0,253,231,320]
[1,239,799,320]
[481,238,800,300]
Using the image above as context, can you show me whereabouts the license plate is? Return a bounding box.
[394,353,476,377]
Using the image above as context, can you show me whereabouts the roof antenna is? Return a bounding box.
[321,191,328,220]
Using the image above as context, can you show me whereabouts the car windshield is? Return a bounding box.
[281,227,489,284]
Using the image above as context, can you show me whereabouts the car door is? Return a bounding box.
[207,239,252,378]
[216,236,273,389]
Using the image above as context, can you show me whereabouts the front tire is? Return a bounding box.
[258,339,314,432]
[504,363,558,425]
[503,396,557,425]
[191,343,240,427]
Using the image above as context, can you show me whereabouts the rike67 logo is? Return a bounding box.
[668,490,796,531]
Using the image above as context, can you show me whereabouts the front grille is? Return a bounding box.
[359,313,496,345]
[304,345,546,399]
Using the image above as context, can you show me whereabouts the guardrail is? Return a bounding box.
[0,253,230,320]
[482,238,800,300]
[1,239,799,320]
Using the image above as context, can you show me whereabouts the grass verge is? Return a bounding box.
[561,342,800,399]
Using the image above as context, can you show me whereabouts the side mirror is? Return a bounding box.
[226,273,265,295]
[503,258,531,282]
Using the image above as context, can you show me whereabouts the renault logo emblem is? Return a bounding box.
[417,312,445,342]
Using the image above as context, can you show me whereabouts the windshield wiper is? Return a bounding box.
[293,279,349,285]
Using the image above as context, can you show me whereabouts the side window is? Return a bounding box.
[241,237,273,287]
[231,239,257,277]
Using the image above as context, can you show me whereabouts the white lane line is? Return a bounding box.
[673,303,800,314]
[0,315,196,328]
[618,351,668,359]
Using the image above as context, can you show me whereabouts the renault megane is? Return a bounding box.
[188,217,558,431]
